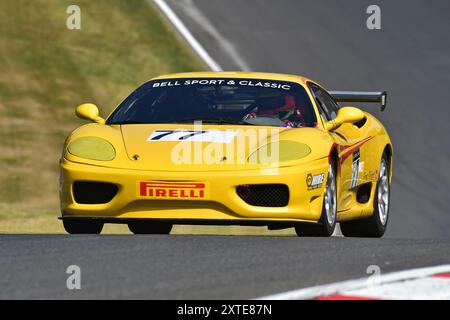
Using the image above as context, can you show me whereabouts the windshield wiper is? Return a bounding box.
[174,118,254,125]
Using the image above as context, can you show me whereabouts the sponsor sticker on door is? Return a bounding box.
[307,173,325,190]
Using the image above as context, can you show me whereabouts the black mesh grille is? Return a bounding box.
[237,184,289,207]
[73,181,118,204]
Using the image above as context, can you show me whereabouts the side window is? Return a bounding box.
[308,83,339,121]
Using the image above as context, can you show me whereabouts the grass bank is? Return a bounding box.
[0,0,205,233]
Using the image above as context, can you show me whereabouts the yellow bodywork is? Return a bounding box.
[60,72,392,225]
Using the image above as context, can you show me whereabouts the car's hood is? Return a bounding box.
[65,123,333,171]
[120,124,274,171]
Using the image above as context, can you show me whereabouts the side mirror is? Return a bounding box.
[324,106,365,131]
[75,103,105,124]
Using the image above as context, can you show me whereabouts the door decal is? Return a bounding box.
[350,150,360,188]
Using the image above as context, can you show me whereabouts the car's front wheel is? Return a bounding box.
[63,219,103,234]
[340,154,390,238]
[128,221,173,235]
[295,161,337,237]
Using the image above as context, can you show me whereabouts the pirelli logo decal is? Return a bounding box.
[139,181,208,199]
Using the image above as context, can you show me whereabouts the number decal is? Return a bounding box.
[148,130,205,141]
[150,130,177,140]
[351,150,360,188]
[178,130,207,140]
[147,130,238,143]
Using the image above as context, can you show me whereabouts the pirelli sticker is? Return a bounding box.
[138,181,209,200]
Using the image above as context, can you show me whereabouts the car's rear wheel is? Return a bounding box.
[295,161,337,237]
[340,154,390,238]
[63,219,103,234]
[128,221,173,235]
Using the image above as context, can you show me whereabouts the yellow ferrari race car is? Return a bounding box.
[60,72,392,237]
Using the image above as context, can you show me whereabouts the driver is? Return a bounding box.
[243,94,306,128]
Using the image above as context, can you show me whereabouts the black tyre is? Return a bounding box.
[128,221,172,235]
[295,161,337,237]
[340,154,390,238]
[63,219,103,234]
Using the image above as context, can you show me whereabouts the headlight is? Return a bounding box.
[67,137,116,161]
[248,140,311,163]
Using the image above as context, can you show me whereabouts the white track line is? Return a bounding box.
[175,0,251,71]
[343,277,450,300]
[256,264,450,300]
[151,0,223,71]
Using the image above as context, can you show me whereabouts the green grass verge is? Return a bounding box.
[0,0,204,234]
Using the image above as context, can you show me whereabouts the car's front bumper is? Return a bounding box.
[60,158,329,224]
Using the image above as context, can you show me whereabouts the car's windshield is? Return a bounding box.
[107,78,317,127]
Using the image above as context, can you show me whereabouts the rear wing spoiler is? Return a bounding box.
[329,91,387,111]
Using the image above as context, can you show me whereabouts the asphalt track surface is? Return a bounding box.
[1,0,450,299]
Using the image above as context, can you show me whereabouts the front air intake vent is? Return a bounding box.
[73,181,118,204]
[237,184,289,207]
